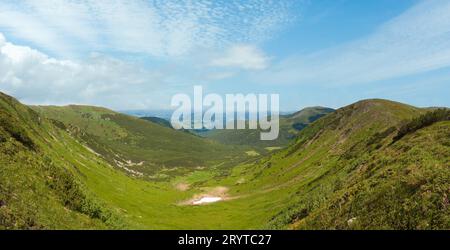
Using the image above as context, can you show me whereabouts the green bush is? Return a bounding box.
[42,157,114,223]
[393,109,450,142]
[0,111,36,150]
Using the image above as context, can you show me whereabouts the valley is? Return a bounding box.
[193,106,334,153]
[0,92,449,229]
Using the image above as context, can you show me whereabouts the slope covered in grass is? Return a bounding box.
[225,99,449,229]
[0,93,124,229]
[140,116,173,129]
[0,92,275,229]
[1,92,448,230]
[32,105,249,178]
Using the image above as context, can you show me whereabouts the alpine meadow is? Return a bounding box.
[0,0,449,232]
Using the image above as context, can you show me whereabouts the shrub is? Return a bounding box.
[393,109,450,142]
[0,111,36,150]
[43,157,113,222]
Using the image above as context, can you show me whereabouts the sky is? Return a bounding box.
[0,0,449,111]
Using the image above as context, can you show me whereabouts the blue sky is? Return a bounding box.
[0,0,449,111]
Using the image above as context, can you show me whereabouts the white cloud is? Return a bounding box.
[0,1,297,109]
[0,33,5,46]
[207,72,236,81]
[0,34,170,109]
[256,0,450,86]
[0,0,297,58]
[210,45,269,70]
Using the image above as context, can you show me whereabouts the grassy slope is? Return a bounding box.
[195,107,334,152]
[0,93,124,229]
[0,93,276,229]
[32,105,250,178]
[293,120,450,229]
[222,99,449,229]
[140,116,173,128]
[0,93,249,229]
[2,93,449,229]
[51,98,450,229]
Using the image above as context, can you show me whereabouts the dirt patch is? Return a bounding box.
[175,182,190,191]
[180,186,229,205]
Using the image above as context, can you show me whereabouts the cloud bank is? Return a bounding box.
[0,33,169,109]
[0,0,296,58]
[210,45,269,70]
[0,1,298,108]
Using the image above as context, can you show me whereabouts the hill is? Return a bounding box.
[1,92,449,230]
[140,116,173,129]
[223,99,449,229]
[195,106,334,153]
[0,92,123,229]
[32,105,249,178]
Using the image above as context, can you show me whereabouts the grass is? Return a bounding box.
[1,92,449,229]
[32,105,250,178]
[245,150,260,156]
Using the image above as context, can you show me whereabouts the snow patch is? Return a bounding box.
[192,196,223,205]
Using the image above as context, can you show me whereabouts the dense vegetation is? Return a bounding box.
[393,108,450,142]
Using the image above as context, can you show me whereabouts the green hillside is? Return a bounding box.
[140,116,173,129]
[0,93,122,229]
[195,107,334,153]
[1,92,449,229]
[229,99,450,229]
[32,105,249,178]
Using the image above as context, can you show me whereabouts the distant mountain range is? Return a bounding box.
[192,106,335,153]
[122,109,175,120]
[132,108,335,154]
[122,109,295,120]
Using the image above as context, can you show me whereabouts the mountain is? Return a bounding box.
[31,105,249,178]
[194,106,334,152]
[1,92,449,230]
[0,92,121,229]
[121,109,174,120]
[229,99,449,229]
[280,106,335,139]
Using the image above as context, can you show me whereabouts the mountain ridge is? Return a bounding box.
[32,104,250,178]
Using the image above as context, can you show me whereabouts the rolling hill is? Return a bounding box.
[140,116,173,129]
[226,99,450,229]
[31,105,250,178]
[1,91,449,229]
[194,107,334,153]
[0,92,122,229]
